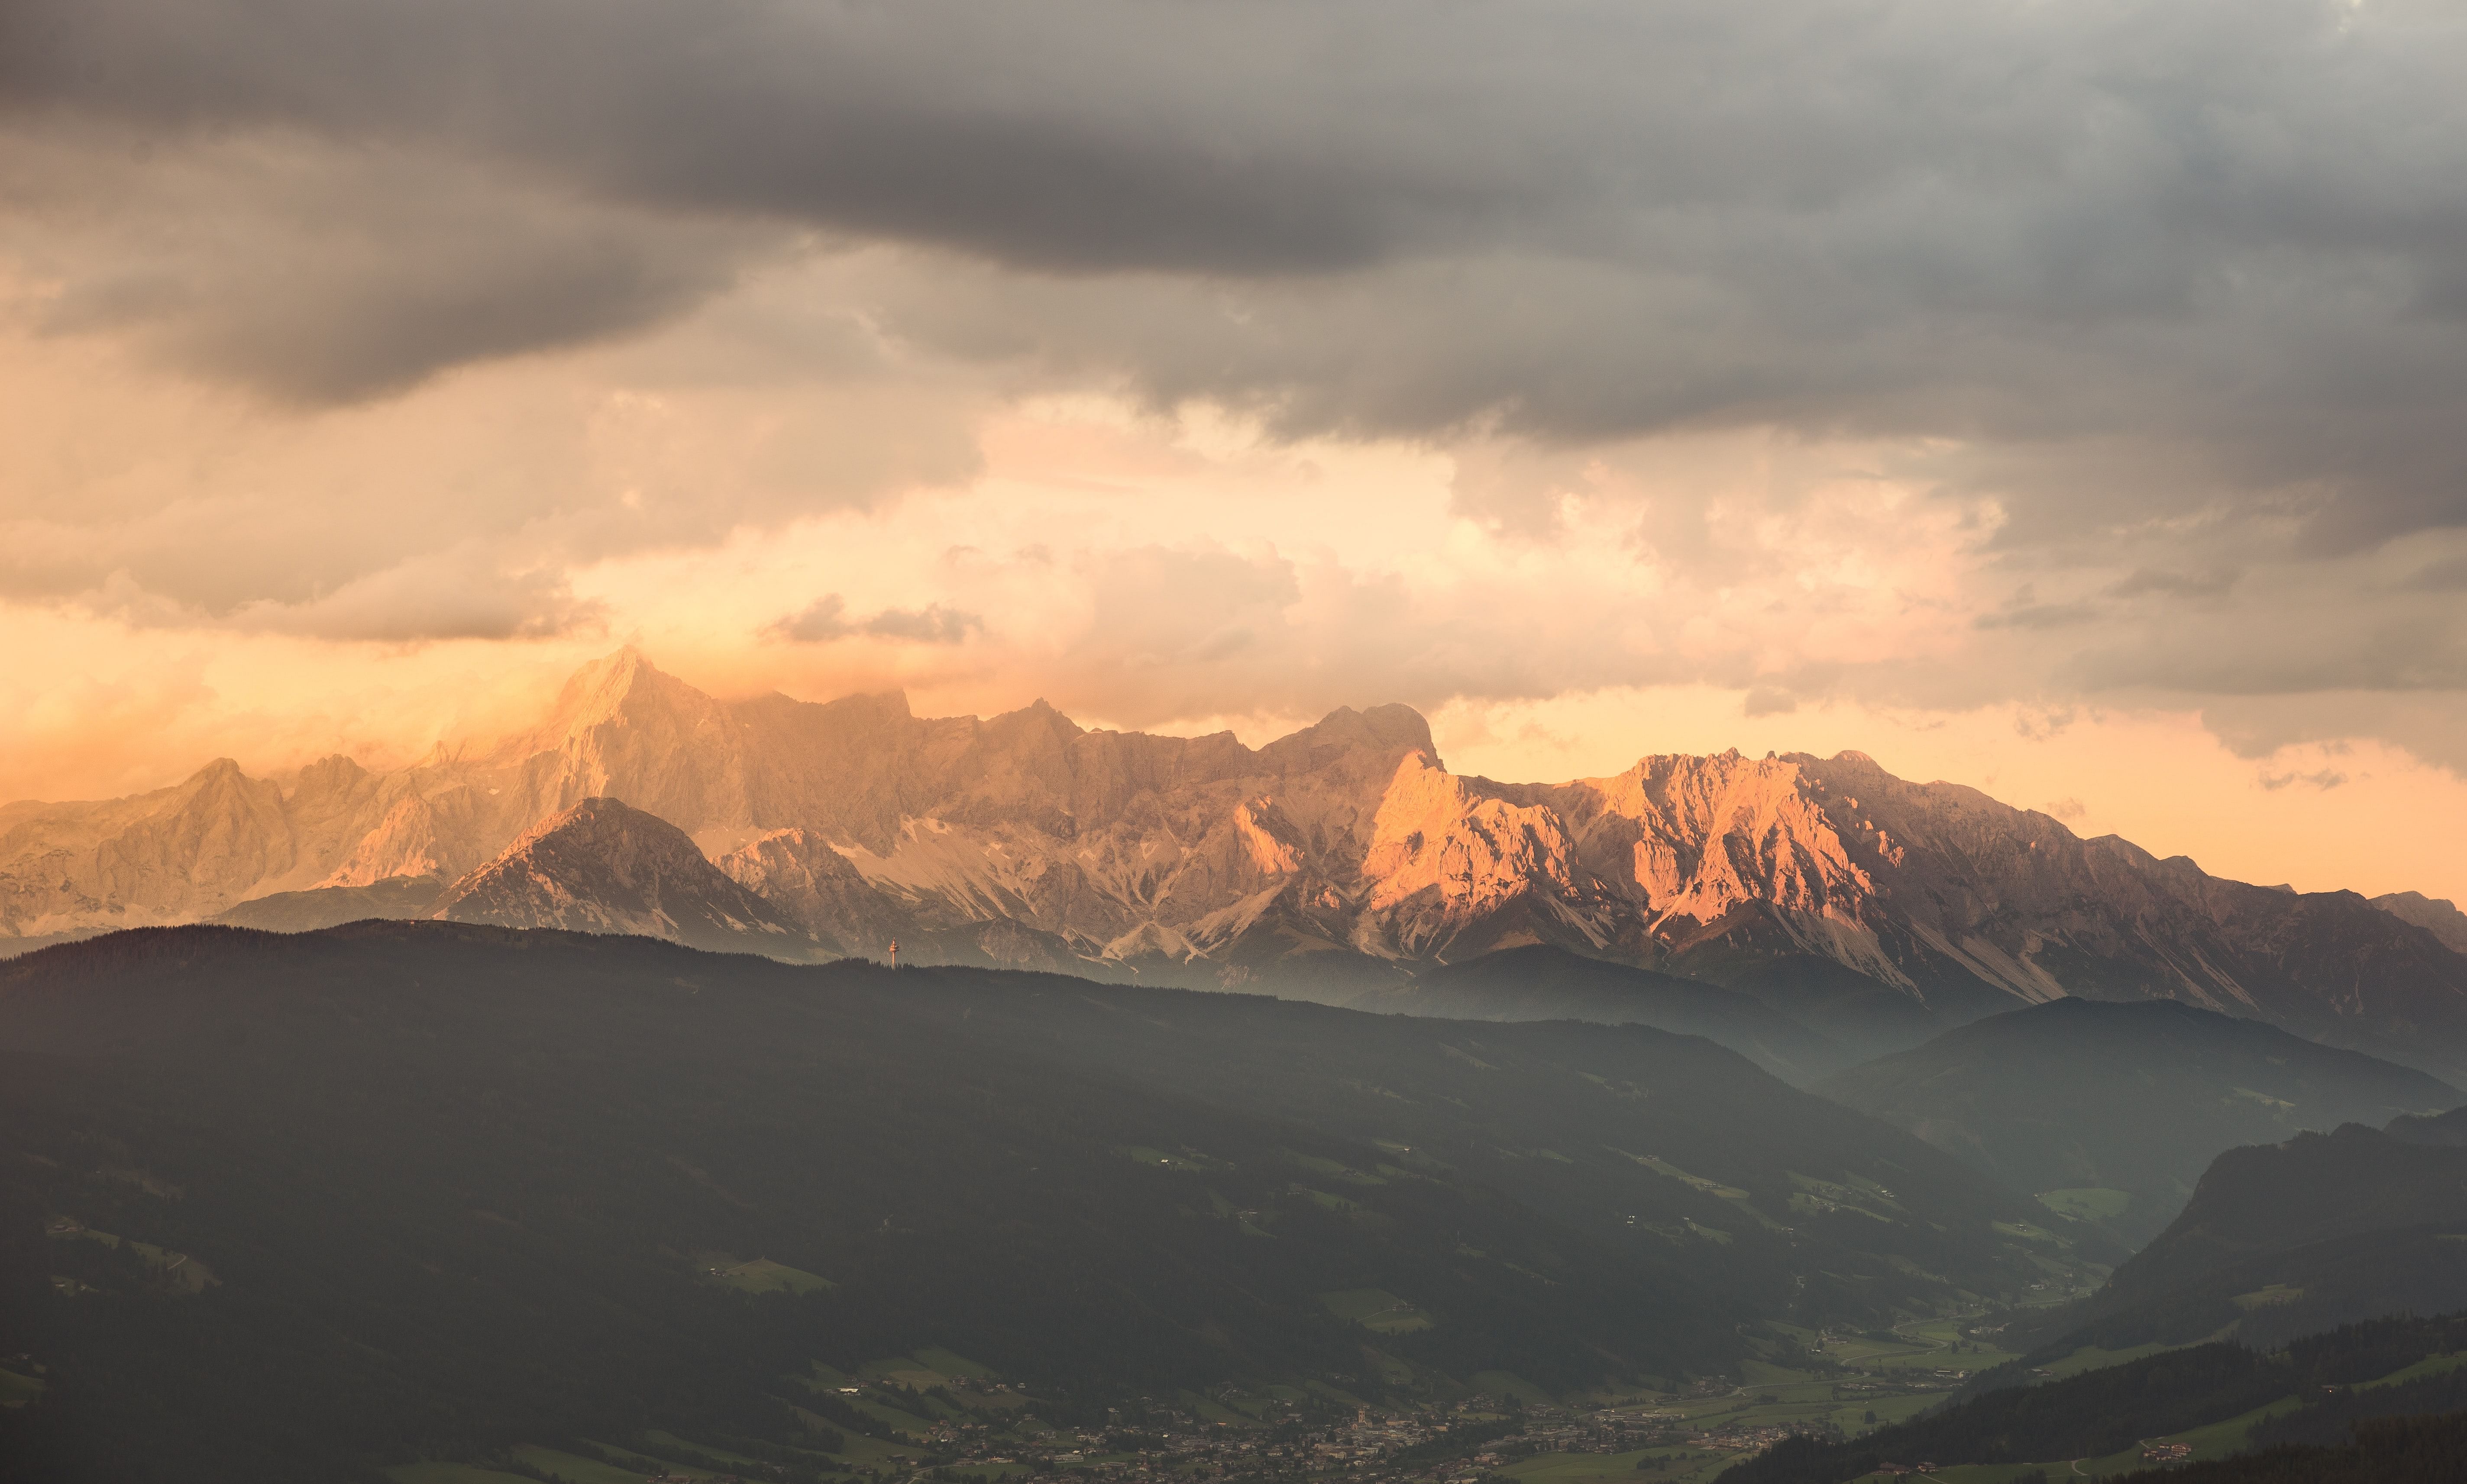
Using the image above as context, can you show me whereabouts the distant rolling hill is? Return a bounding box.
[0,923,2102,1484]
[209,873,445,931]
[1347,944,1854,1084]
[2386,1102,2467,1147]
[1817,997,2459,1244]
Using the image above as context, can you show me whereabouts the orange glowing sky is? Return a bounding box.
[5,0,2467,905]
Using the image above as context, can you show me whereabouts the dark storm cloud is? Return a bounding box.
[5,0,2467,541]
[16,0,2464,279]
[6,139,754,404]
[0,0,1498,273]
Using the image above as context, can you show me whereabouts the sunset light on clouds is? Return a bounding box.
[5,0,2467,905]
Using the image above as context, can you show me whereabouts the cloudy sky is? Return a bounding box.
[3,0,2466,900]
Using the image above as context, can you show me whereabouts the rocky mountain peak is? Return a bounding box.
[502,647,715,760]
[1254,703,1438,776]
[291,755,369,794]
[2377,891,2467,955]
[432,796,807,954]
[1327,702,1438,756]
[10,651,2467,1082]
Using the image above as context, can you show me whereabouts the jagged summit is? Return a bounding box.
[6,650,2467,1076]
[1285,703,1438,760]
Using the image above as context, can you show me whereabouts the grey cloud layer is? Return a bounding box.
[10,0,2467,491]
[5,0,2467,725]
[19,0,2462,277]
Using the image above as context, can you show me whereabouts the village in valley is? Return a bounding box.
[413,1316,2009,1484]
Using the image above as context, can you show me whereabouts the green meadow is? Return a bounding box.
[700,1254,835,1295]
[2036,1187,2132,1221]
[1319,1287,1436,1333]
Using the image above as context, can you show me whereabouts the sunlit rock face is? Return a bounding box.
[5,649,2466,1071]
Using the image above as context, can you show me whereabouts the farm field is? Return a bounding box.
[822,1430,921,1468]
[1651,1373,1942,1440]
[847,1395,937,1436]
[2036,1187,2132,1222]
[45,1222,218,1292]
[912,1346,998,1379]
[1605,1312,2018,1445]
[642,1430,769,1466]
[700,1254,834,1295]
[2031,1339,2189,1381]
[1804,1316,2020,1376]
[1320,1287,1436,1333]
[1469,1371,1555,1405]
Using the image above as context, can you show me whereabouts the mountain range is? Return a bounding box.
[7,648,2467,1074]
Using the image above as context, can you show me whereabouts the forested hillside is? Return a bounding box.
[1818,998,2458,1243]
[0,924,2089,1484]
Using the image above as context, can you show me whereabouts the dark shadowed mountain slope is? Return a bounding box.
[1818,998,2458,1243]
[1346,944,1853,1084]
[863,964,2118,1325]
[0,923,2111,1482]
[2001,1122,2467,1359]
[1720,1311,2467,1484]
[431,797,814,955]
[2116,1125,2467,1305]
[2111,1413,2467,1484]
[0,925,1715,1484]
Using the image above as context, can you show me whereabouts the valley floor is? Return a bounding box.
[378,1319,2026,1484]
